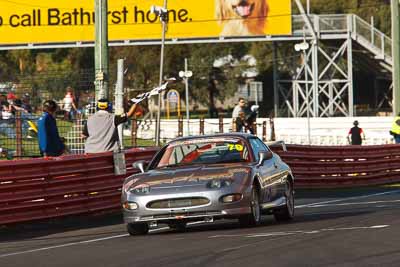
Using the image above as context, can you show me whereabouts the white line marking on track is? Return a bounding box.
[0,221,204,258]
[209,225,389,239]
[298,199,400,208]
[295,190,400,208]
[0,234,129,258]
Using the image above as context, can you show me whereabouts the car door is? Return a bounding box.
[249,137,280,203]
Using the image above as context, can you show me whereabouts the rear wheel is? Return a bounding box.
[239,186,261,227]
[274,180,294,222]
[127,223,149,235]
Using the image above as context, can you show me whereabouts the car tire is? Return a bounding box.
[239,186,261,227]
[274,180,295,222]
[169,221,187,232]
[127,223,149,235]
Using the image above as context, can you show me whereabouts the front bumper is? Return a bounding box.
[122,187,252,224]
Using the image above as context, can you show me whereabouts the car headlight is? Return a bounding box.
[123,201,138,210]
[207,179,232,189]
[220,194,243,203]
[130,184,151,194]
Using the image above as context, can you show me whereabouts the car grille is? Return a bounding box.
[147,197,210,209]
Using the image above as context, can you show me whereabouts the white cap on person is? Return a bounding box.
[251,105,259,112]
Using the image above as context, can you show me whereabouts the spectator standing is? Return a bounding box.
[234,111,246,132]
[21,93,33,113]
[245,105,259,134]
[347,120,365,145]
[63,87,77,121]
[232,97,246,119]
[0,94,7,109]
[6,92,16,104]
[390,112,400,144]
[82,99,139,154]
[1,101,13,120]
[0,95,7,118]
[37,100,65,157]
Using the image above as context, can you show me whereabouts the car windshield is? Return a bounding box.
[156,138,250,168]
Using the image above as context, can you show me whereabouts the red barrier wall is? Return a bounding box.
[272,144,400,188]
[1,144,399,225]
[0,148,158,225]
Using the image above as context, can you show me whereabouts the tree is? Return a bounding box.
[188,43,250,116]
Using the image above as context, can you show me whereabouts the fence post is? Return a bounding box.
[15,111,22,157]
[262,121,267,142]
[131,117,137,147]
[219,115,224,133]
[178,116,183,137]
[269,117,276,141]
[200,117,204,135]
[232,118,237,132]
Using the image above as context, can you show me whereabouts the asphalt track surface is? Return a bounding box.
[1,186,400,267]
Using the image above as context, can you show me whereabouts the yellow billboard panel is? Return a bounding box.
[0,0,292,45]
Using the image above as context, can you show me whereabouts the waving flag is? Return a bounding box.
[130,78,176,104]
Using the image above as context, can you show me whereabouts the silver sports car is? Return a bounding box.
[121,133,294,235]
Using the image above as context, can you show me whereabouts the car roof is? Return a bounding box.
[167,133,255,144]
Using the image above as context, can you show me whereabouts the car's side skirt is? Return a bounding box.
[260,196,286,210]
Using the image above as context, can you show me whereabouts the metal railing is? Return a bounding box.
[291,14,392,65]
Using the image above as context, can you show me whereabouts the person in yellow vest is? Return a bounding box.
[390,113,400,144]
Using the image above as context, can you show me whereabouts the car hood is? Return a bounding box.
[125,163,252,189]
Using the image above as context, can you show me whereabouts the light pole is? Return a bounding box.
[94,0,109,100]
[179,58,193,136]
[391,0,400,115]
[295,41,311,144]
[151,1,168,146]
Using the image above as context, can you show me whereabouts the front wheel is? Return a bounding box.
[274,180,294,222]
[127,223,149,235]
[239,186,261,227]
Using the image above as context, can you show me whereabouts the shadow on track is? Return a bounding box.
[0,212,124,243]
[151,209,375,236]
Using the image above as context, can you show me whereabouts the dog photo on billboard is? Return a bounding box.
[216,0,269,36]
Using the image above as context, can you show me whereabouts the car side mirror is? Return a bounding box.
[132,160,146,173]
[257,151,273,166]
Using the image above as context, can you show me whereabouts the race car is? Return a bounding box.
[121,133,294,235]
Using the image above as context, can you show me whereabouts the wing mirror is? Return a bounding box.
[257,151,273,166]
[132,160,147,173]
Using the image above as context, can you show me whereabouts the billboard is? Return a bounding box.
[0,0,292,45]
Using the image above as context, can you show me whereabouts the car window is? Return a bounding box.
[156,138,250,168]
[249,138,268,162]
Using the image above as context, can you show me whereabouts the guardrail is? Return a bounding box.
[2,144,400,226]
[0,147,158,225]
[271,144,400,188]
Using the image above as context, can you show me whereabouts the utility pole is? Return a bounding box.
[115,59,124,149]
[179,58,193,136]
[94,0,109,100]
[153,0,168,146]
[391,0,400,115]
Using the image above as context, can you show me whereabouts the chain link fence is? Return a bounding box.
[0,69,94,158]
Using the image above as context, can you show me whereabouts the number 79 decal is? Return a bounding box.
[227,144,244,151]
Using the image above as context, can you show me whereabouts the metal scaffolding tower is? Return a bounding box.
[274,14,392,117]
